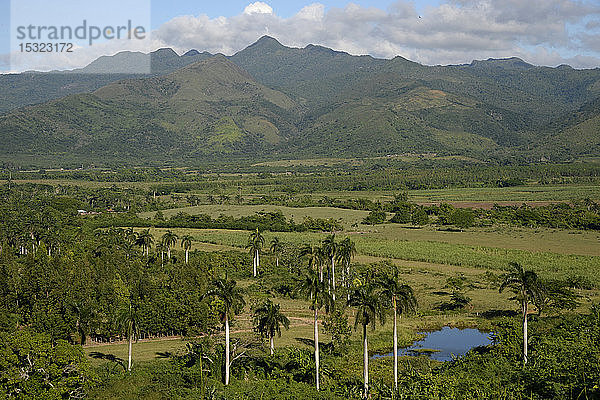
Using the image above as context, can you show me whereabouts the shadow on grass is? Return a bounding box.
[295,337,333,352]
[480,309,519,319]
[89,351,126,370]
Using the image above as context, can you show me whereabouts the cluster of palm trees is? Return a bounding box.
[300,234,356,301]
[246,230,357,302]
[105,226,541,395]
[246,228,264,277]
[299,268,417,398]
[246,229,286,275]
[131,229,194,264]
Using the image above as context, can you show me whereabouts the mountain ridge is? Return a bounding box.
[0,36,599,165]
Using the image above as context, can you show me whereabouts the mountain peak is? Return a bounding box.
[256,35,282,44]
[247,35,285,51]
[152,48,178,56]
[470,57,534,69]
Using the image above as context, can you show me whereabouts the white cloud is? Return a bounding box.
[243,2,274,15]
[150,0,600,68]
[3,0,599,72]
[296,4,325,21]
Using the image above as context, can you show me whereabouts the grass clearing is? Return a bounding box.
[141,225,600,284]
[139,204,370,229]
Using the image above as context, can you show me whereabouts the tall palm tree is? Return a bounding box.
[322,234,338,299]
[300,244,323,281]
[203,276,246,385]
[161,230,178,259]
[252,299,290,355]
[116,302,141,372]
[298,269,333,391]
[270,237,283,267]
[348,277,386,399]
[135,229,154,256]
[246,228,264,277]
[156,242,167,266]
[337,237,357,299]
[378,268,417,390]
[499,262,542,365]
[181,234,194,264]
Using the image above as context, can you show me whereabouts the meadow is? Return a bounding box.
[3,171,600,399]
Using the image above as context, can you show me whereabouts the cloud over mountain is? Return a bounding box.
[154,0,600,68]
[2,0,599,72]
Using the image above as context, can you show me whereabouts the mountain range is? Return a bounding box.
[1,36,599,166]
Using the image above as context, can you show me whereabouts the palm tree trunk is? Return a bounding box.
[257,250,260,270]
[393,299,398,389]
[363,323,369,399]
[346,262,351,301]
[331,258,336,301]
[185,249,189,264]
[127,325,133,372]
[270,335,274,356]
[253,253,257,277]
[523,303,528,364]
[276,257,279,267]
[225,314,230,385]
[167,247,171,259]
[314,307,320,391]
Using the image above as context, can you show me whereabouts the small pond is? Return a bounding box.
[373,327,493,362]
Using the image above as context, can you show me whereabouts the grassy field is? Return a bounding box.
[7,175,600,203]
[141,223,600,282]
[18,177,591,373]
[86,218,600,377]
[121,218,600,376]
[140,204,370,229]
[84,275,510,367]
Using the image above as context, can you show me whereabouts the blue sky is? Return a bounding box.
[149,0,439,24]
[2,0,600,72]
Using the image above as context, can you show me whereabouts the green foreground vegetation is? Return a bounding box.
[1,164,600,399]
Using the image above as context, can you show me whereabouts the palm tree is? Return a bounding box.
[161,230,178,259]
[337,237,356,299]
[156,242,166,266]
[135,229,154,256]
[348,277,386,399]
[322,234,338,300]
[300,244,324,281]
[378,268,417,390]
[181,234,194,264]
[116,302,141,372]
[203,276,246,385]
[246,228,264,277]
[270,237,283,267]
[499,262,542,365]
[297,269,333,391]
[252,299,290,355]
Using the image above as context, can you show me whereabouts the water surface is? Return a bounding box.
[373,326,493,362]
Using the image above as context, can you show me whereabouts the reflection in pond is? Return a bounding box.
[373,327,493,362]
